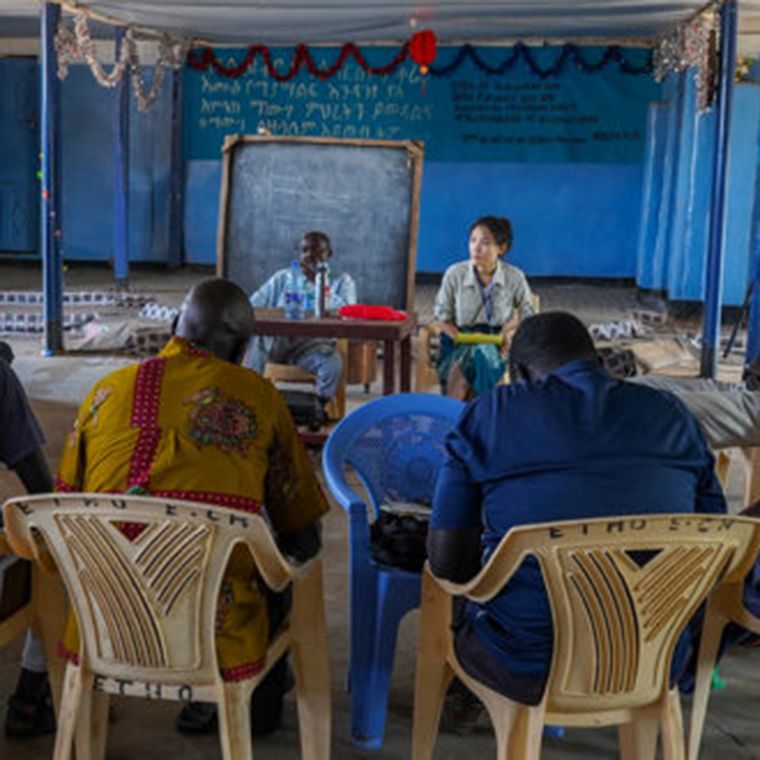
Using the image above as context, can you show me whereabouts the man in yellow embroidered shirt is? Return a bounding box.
[56,278,329,735]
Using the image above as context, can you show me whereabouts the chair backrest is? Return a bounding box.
[323,393,464,518]
[456,514,760,714]
[2,494,293,689]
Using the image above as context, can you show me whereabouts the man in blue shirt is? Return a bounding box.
[245,231,357,406]
[428,312,726,712]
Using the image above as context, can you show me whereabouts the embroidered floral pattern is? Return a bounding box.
[184,387,257,455]
[66,420,80,449]
[89,385,112,427]
[265,440,296,512]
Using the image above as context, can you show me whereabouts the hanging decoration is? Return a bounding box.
[653,8,718,110]
[187,40,652,81]
[186,42,410,81]
[54,10,189,111]
[409,29,437,76]
[431,42,651,78]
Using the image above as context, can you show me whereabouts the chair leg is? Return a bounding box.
[352,571,417,749]
[660,689,685,760]
[504,705,544,760]
[32,564,67,716]
[218,681,254,760]
[688,605,727,760]
[290,561,331,760]
[74,687,109,760]
[619,711,659,760]
[412,568,454,760]
[53,663,90,760]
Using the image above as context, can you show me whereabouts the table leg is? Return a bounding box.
[383,340,395,395]
[400,336,411,392]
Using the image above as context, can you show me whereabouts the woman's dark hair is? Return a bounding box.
[469,216,513,252]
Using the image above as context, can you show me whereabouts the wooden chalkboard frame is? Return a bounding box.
[215,135,424,310]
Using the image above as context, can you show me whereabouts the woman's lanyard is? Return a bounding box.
[475,269,496,323]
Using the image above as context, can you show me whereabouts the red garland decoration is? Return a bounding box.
[409,30,437,75]
[186,41,410,81]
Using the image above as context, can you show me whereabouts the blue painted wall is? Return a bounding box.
[183,44,660,277]
[637,70,760,305]
[60,65,172,262]
[2,50,758,307]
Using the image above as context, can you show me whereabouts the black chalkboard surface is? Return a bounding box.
[217,136,424,309]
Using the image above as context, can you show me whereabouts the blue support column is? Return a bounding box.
[746,214,760,364]
[700,0,738,377]
[168,67,184,268]
[40,2,63,355]
[113,27,130,285]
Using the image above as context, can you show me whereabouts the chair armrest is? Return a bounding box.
[322,452,371,520]
[428,528,534,603]
[242,519,306,592]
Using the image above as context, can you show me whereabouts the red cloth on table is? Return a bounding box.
[338,304,407,321]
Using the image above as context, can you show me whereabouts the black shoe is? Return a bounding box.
[440,683,486,736]
[175,658,294,737]
[176,701,218,735]
[4,669,56,738]
[251,656,293,736]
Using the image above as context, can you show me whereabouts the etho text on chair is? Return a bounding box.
[2,493,331,760]
[323,393,464,749]
[412,514,760,760]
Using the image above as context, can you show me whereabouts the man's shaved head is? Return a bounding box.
[175,278,254,363]
[509,311,597,383]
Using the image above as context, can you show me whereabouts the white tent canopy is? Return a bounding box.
[0,0,759,49]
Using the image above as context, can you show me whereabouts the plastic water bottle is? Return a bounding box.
[314,262,329,318]
[284,260,305,319]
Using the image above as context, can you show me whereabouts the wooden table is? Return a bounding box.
[253,308,418,395]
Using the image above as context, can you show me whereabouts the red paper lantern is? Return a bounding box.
[410,29,437,75]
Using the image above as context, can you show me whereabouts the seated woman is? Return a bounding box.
[433,215,535,399]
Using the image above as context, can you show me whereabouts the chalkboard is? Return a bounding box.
[217,136,423,309]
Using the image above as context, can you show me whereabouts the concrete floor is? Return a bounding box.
[1,263,759,758]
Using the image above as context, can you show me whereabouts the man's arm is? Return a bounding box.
[264,386,329,559]
[428,427,483,583]
[250,271,285,308]
[0,359,52,495]
[684,407,728,515]
[427,527,482,583]
[13,450,53,495]
[329,273,357,309]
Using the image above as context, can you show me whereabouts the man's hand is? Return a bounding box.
[439,322,459,341]
[276,521,322,564]
[741,500,760,519]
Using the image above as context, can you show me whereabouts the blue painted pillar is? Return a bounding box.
[40,2,63,355]
[747,211,760,365]
[700,0,738,377]
[168,67,184,268]
[113,27,130,285]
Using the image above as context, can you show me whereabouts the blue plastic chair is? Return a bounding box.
[323,393,464,749]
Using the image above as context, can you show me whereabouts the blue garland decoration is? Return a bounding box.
[429,42,652,78]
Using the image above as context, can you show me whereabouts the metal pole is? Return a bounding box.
[700,0,738,377]
[113,27,130,286]
[168,67,184,268]
[40,2,63,356]
[747,248,760,367]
